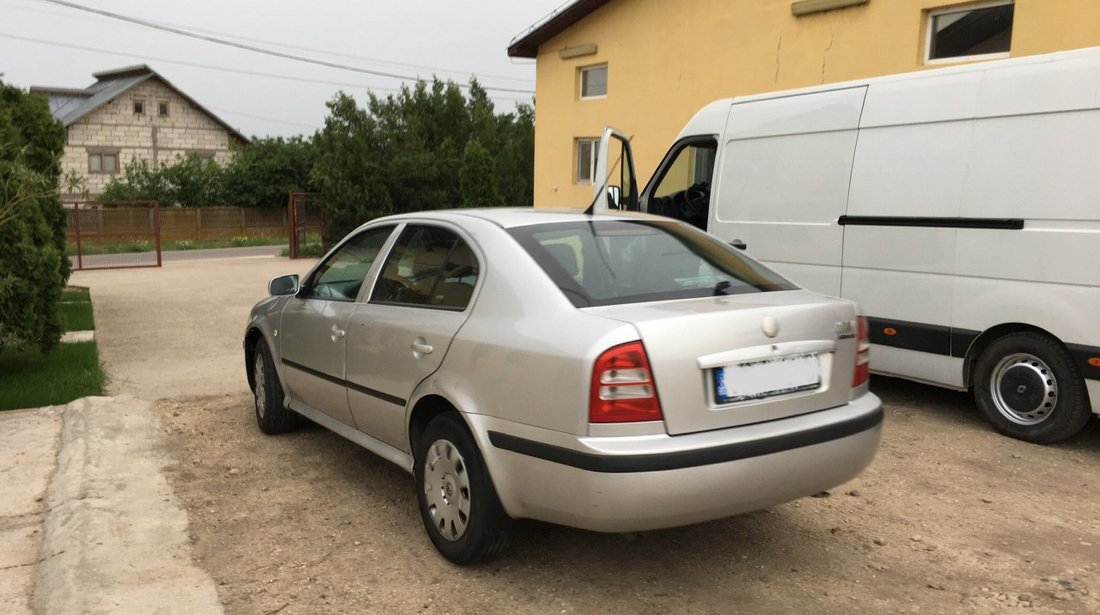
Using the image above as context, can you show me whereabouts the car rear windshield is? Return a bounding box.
[509,219,797,307]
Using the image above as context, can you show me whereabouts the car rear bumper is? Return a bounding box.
[471,392,883,532]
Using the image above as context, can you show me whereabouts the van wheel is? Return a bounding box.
[973,332,1090,444]
[415,413,511,564]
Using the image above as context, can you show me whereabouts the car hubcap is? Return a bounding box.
[990,353,1057,425]
[423,439,470,542]
[254,354,266,418]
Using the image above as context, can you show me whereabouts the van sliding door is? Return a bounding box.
[710,86,867,297]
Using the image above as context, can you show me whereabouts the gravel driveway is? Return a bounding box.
[75,250,1100,614]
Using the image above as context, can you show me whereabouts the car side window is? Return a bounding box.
[303,226,394,301]
[370,226,479,310]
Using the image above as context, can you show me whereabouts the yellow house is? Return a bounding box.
[508,0,1100,208]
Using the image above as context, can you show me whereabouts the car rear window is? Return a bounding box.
[509,219,797,307]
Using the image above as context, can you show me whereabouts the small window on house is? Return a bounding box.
[575,138,598,184]
[133,100,144,115]
[158,101,169,116]
[579,64,608,99]
[926,1,1014,63]
[88,152,119,174]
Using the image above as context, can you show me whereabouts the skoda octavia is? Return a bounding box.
[244,209,882,564]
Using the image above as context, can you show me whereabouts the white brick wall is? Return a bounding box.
[60,79,243,199]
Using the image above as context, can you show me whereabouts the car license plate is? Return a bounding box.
[714,353,821,404]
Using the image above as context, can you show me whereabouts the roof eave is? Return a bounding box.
[507,0,613,58]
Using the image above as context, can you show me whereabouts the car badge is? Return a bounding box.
[761,316,779,338]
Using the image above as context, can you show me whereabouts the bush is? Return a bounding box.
[0,79,69,352]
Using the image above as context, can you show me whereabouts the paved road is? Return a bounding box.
[70,244,289,270]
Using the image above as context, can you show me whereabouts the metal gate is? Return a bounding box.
[65,200,162,270]
[287,191,325,259]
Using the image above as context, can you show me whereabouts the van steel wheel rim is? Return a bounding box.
[254,354,266,418]
[423,439,471,542]
[990,353,1057,426]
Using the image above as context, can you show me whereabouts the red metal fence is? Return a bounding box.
[65,200,162,270]
[288,191,325,259]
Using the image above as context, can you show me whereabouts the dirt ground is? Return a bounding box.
[72,252,1098,614]
[155,381,1100,615]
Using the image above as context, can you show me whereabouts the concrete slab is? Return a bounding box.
[0,407,62,615]
[60,330,94,343]
[34,396,224,615]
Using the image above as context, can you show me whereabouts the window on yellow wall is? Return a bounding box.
[579,65,607,99]
[926,1,1014,64]
[575,138,598,184]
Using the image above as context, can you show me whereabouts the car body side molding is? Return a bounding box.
[282,358,407,407]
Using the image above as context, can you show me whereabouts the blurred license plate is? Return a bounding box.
[714,353,821,404]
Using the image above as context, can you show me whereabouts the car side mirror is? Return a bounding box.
[268,274,300,296]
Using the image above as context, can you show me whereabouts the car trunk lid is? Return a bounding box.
[585,290,858,436]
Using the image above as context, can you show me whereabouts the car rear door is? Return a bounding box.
[279,225,396,426]
[344,224,480,450]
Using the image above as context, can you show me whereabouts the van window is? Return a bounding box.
[645,139,717,230]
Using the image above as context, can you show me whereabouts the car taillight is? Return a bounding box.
[589,341,664,423]
[852,315,870,387]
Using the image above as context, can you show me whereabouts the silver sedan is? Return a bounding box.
[244,209,882,564]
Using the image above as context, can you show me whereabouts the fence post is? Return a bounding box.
[74,202,84,271]
[196,208,203,240]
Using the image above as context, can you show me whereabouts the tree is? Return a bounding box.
[222,136,316,208]
[0,78,69,352]
[459,140,503,208]
[312,78,534,240]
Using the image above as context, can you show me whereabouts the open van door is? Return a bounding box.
[589,127,638,213]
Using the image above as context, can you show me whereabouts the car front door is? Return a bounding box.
[345,225,480,450]
[279,225,396,426]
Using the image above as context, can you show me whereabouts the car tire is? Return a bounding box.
[973,332,1090,444]
[415,413,512,564]
[252,338,300,435]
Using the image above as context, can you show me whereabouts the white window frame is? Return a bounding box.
[924,0,1013,65]
[575,137,599,185]
[579,64,608,100]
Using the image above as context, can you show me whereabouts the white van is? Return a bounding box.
[609,47,1100,443]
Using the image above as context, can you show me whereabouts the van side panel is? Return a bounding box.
[711,87,867,296]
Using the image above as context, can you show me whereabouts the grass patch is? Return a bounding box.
[61,288,90,302]
[67,235,288,256]
[58,301,95,332]
[58,287,95,332]
[0,342,107,410]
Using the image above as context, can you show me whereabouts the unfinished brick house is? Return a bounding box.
[31,65,249,198]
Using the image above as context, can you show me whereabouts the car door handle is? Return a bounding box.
[730,239,748,250]
[411,341,434,355]
[331,324,346,342]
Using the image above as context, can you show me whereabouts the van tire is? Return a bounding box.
[973,332,1090,444]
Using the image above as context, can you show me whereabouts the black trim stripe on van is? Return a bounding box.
[837,216,1024,230]
[281,358,407,407]
[865,317,1100,381]
[487,407,883,473]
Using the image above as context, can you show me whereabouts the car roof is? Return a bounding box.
[373,208,660,230]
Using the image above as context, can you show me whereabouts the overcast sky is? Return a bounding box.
[0,0,567,138]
